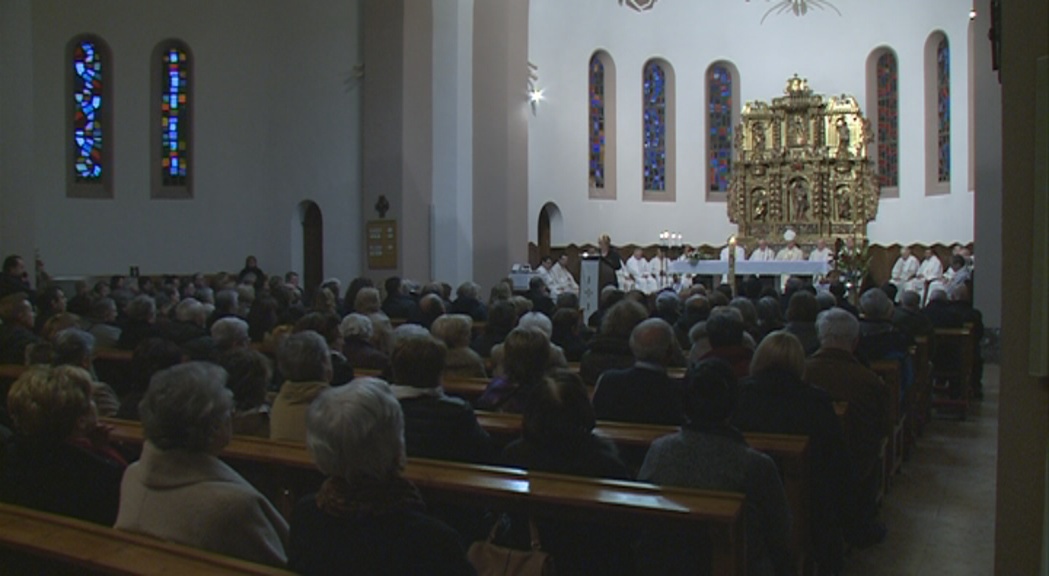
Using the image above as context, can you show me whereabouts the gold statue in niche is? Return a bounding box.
[728,75,878,245]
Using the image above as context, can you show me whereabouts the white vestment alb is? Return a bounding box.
[625,255,656,293]
[718,245,747,284]
[549,263,579,295]
[906,256,944,302]
[890,255,920,299]
[749,247,776,262]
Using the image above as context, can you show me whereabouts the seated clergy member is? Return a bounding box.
[549,253,580,296]
[592,318,685,425]
[804,308,890,546]
[270,331,332,442]
[115,362,289,566]
[290,379,474,575]
[626,248,657,294]
[389,334,492,463]
[1,365,126,525]
[906,247,943,303]
[889,246,920,298]
[775,230,804,261]
[638,359,792,576]
[749,238,775,261]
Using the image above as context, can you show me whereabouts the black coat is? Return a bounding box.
[731,369,851,572]
[0,437,124,526]
[592,365,685,426]
[399,394,493,464]
[578,336,634,387]
[289,495,474,576]
[449,297,487,322]
[381,294,418,322]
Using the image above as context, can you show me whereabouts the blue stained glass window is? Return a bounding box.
[161,46,189,186]
[936,38,950,183]
[708,65,733,193]
[877,52,899,188]
[643,61,667,192]
[72,40,104,182]
[589,55,606,189]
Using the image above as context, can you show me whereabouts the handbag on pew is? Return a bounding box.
[467,515,556,576]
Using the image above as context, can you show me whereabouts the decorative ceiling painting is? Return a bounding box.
[618,0,659,12]
[748,0,843,23]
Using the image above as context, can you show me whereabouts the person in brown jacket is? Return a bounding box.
[805,307,890,547]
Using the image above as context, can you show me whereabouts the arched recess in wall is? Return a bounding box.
[705,60,740,202]
[865,46,900,198]
[538,202,564,256]
[291,200,324,298]
[641,58,676,202]
[589,50,617,200]
[924,30,951,196]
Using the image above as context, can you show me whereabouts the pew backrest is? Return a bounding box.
[0,502,294,575]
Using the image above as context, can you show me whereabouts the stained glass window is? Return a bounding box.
[72,39,104,183]
[876,52,899,188]
[936,38,950,182]
[708,65,733,193]
[589,55,606,189]
[643,61,667,192]
[161,45,189,186]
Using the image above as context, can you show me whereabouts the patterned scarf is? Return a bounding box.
[316,475,425,518]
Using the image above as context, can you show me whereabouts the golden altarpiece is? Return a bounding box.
[728,75,879,245]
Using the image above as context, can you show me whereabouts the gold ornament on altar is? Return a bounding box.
[728,74,878,246]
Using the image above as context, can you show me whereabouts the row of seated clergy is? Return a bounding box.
[890,247,974,305]
[534,254,580,297]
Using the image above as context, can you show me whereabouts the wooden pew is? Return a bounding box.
[930,326,975,419]
[911,335,932,438]
[476,411,812,575]
[870,359,904,488]
[0,502,293,575]
[102,419,748,576]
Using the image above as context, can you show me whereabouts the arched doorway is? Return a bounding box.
[298,201,323,298]
[538,202,563,257]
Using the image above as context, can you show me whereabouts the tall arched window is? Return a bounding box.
[925,32,950,194]
[152,40,193,198]
[589,51,616,200]
[642,59,675,201]
[936,37,951,183]
[67,35,113,198]
[706,62,739,200]
[866,48,899,195]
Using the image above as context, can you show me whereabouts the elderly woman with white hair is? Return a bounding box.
[430,314,487,378]
[114,362,289,566]
[339,312,390,372]
[289,378,474,575]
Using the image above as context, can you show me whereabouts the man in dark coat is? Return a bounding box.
[0,293,40,365]
[592,318,684,425]
[381,276,418,321]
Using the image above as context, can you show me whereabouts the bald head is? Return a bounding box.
[629,318,675,364]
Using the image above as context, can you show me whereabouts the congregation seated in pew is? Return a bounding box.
[114,362,289,566]
[639,358,793,576]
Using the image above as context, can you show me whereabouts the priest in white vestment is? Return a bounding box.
[749,239,776,261]
[625,248,656,293]
[549,254,579,296]
[890,247,920,298]
[808,238,833,282]
[907,248,944,303]
[775,230,805,290]
[535,256,558,296]
[647,248,672,291]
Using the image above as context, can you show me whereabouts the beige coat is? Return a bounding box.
[269,380,329,443]
[114,442,289,567]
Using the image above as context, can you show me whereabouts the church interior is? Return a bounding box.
[0,0,1046,574]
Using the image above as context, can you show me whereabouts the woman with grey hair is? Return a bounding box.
[289,378,473,575]
[340,312,390,372]
[431,314,487,378]
[114,362,289,566]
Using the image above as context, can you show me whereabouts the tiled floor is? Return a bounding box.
[846,365,998,575]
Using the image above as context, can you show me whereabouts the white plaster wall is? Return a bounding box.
[528,0,974,247]
[0,0,362,281]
